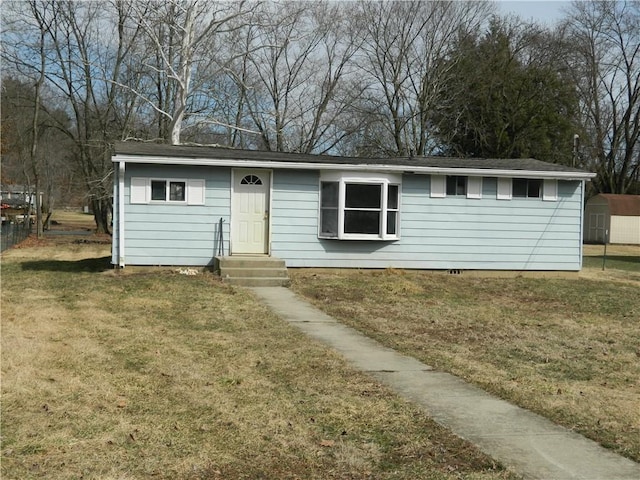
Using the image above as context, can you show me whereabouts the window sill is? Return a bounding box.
[319,235,400,241]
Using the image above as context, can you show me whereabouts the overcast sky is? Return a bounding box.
[496,0,572,26]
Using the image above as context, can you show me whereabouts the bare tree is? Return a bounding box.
[129,0,249,145]
[1,1,59,235]
[215,1,359,154]
[561,0,640,193]
[3,0,150,232]
[351,1,493,157]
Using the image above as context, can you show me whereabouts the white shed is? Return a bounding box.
[584,194,640,244]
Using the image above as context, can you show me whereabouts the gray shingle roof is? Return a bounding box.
[113,142,592,175]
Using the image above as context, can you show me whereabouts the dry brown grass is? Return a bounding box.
[50,210,96,230]
[290,259,640,463]
[1,241,517,480]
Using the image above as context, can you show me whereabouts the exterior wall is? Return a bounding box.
[117,164,231,266]
[271,170,584,270]
[609,216,640,244]
[115,164,585,270]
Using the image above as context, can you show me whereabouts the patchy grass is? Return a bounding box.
[582,244,640,274]
[290,257,640,463]
[1,243,516,480]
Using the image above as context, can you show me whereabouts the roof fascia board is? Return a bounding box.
[112,154,596,180]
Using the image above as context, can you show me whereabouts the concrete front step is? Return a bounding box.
[221,267,288,278]
[217,257,286,269]
[225,277,291,287]
[215,256,289,287]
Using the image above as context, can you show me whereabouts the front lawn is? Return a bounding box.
[1,242,515,480]
[290,255,640,462]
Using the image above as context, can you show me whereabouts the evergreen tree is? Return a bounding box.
[432,19,580,164]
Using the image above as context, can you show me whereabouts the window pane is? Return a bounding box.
[151,180,166,201]
[321,208,338,236]
[386,211,397,235]
[446,176,467,196]
[513,178,527,197]
[528,179,541,198]
[321,182,338,207]
[446,176,457,195]
[457,176,467,195]
[241,175,262,185]
[169,181,186,201]
[388,184,399,209]
[345,184,381,208]
[344,210,380,234]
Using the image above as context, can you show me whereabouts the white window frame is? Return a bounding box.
[151,179,187,203]
[433,175,482,199]
[446,175,468,196]
[497,177,558,201]
[130,177,205,205]
[319,172,401,241]
[513,178,543,199]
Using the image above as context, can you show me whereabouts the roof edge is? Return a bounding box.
[112,153,596,180]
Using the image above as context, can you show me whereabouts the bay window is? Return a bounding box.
[319,173,400,240]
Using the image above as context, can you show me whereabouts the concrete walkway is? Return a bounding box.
[250,287,640,480]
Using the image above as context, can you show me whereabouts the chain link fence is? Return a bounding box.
[1,221,33,252]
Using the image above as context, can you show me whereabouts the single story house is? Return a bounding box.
[584,194,640,244]
[111,142,595,272]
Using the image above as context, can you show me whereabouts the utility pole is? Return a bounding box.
[572,134,580,168]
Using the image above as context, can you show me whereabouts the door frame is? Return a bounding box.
[230,168,272,256]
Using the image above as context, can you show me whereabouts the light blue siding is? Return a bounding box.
[270,169,320,250]
[270,171,584,270]
[115,164,585,270]
[120,164,230,266]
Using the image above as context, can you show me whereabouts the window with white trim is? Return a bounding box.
[319,173,400,240]
[497,177,558,201]
[432,175,482,199]
[513,178,542,198]
[446,176,467,196]
[151,180,186,202]
[130,177,205,205]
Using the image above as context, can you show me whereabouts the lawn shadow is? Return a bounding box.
[582,255,640,272]
[21,256,112,273]
[606,255,640,264]
[584,255,640,263]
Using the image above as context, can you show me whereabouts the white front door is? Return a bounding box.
[232,169,270,254]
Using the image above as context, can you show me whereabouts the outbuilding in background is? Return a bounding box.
[584,194,640,244]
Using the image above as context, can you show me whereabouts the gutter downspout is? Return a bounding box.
[118,161,125,267]
[579,180,586,270]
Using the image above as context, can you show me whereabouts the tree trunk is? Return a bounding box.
[92,197,111,234]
